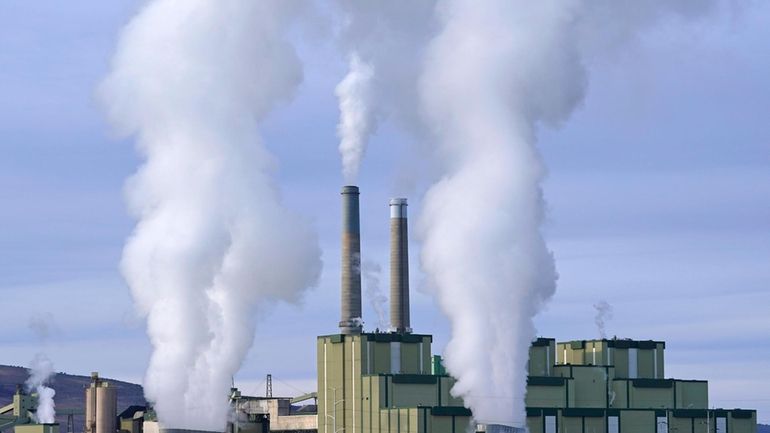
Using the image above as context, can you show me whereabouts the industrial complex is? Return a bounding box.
[0,186,758,433]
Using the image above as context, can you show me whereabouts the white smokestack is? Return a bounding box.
[594,301,614,339]
[26,354,56,424]
[100,0,321,429]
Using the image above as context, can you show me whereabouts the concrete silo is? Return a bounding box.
[85,373,117,433]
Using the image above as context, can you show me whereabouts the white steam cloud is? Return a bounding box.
[335,0,722,428]
[594,300,614,339]
[101,0,321,429]
[26,354,56,424]
[336,54,376,182]
[334,1,438,183]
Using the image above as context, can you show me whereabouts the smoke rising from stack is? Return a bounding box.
[100,0,321,429]
[336,54,376,182]
[362,260,389,331]
[26,354,56,424]
[594,301,614,339]
[334,1,438,182]
[334,0,722,427]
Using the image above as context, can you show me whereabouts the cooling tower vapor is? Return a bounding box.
[594,301,614,339]
[26,354,56,424]
[100,0,321,429]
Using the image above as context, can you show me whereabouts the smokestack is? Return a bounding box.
[389,198,411,333]
[340,186,363,334]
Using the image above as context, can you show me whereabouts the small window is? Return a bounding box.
[545,415,556,433]
[656,416,668,433]
[629,348,638,378]
[608,416,619,433]
[717,417,727,433]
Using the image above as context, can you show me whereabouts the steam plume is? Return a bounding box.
[594,301,614,339]
[336,54,376,182]
[362,260,389,330]
[100,0,321,429]
[419,1,719,427]
[26,354,56,424]
[334,1,437,181]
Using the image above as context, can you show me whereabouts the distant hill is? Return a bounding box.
[759,424,769,433]
[0,365,145,432]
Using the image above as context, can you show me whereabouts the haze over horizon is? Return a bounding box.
[0,0,768,424]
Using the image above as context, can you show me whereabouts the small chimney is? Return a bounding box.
[389,198,411,333]
[339,186,363,334]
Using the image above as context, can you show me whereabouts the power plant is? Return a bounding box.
[1,186,759,433]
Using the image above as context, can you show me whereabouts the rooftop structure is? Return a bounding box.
[524,337,757,433]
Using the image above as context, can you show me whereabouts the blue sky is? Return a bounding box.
[1,0,768,422]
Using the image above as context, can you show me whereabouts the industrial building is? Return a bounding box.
[313,186,758,433]
[0,373,116,433]
[316,187,471,433]
[523,337,757,432]
[2,185,758,433]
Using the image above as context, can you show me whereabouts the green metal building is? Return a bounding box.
[525,337,757,433]
[320,187,758,433]
[316,332,471,433]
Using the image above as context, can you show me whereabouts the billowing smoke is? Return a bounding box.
[594,301,614,339]
[361,260,389,331]
[26,354,56,424]
[100,0,321,429]
[420,1,719,427]
[335,0,721,428]
[336,54,376,182]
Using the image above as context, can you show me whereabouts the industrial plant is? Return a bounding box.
[0,186,758,433]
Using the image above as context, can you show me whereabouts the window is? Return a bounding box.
[717,417,727,433]
[656,416,668,433]
[628,348,638,378]
[390,342,401,374]
[608,416,619,433]
[545,415,556,433]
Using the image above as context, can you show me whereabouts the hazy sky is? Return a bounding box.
[1,0,768,422]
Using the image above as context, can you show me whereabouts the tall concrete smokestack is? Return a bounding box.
[389,198,411,333]
[340,186,363,334]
